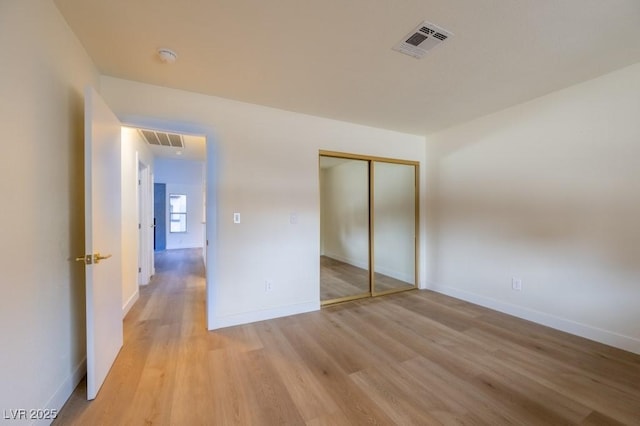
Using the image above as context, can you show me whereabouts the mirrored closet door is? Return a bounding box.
[319,152,418,305]
[319,156,370,303]
[372,161,417,295]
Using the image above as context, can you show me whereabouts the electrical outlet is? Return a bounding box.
[265,280,273,292]
[512,278,522,291]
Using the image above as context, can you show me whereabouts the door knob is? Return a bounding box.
[75,253,111,264]
[93,253,112,264]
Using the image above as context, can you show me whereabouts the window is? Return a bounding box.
[169,194,187,233]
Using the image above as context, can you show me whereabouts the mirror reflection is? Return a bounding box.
[372,162,416,293]
[319,156,370,301]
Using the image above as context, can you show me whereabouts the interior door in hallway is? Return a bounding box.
[154,183,166,251]
[81,86,123,400]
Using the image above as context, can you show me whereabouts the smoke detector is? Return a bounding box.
[157,48,178,63]
[393,21,453,59]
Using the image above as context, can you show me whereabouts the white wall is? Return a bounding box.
[154,158,205,249]
[0,0,99,419]
[427,62,640,354]
[121,128,154,316]
[100,76,428,328]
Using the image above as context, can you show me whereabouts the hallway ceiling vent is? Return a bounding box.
[139,129,184,148]
[393,20,453,59]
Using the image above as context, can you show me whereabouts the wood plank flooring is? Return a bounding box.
[55,248,640,425]
[320,256,414,301]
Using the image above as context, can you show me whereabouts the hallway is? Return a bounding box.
[55,248,211,424]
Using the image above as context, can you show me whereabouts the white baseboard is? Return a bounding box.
[209,301,320,330]
[122,289,140,318]
[34,357,86,426]
[429,284,640,355]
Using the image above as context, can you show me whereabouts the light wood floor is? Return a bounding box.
[55,249,640,425]
[320,256,414,301]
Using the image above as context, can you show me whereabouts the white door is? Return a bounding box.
[81,86,123,400]
[137,162,152,285]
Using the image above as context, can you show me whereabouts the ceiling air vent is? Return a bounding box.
[139,129,184,148]
[393,20,453,59]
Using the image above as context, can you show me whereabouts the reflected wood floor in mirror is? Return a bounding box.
[320,256,369,299]
[55,249,640,425]
[320,255,414,301]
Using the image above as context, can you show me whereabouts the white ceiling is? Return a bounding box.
[54,0,640,136]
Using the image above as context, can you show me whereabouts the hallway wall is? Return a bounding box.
[121,127,154,316]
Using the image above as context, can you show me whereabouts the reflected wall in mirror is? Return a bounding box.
[372,161,416,294]
[319,156,370,302]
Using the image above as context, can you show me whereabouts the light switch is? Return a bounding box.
[233,212,241,224]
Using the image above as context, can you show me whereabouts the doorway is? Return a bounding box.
[154,183,167,251]
[125,125,207,297]
[319,151,419,305]
[138,160,153,284]
[120,116,215,330]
